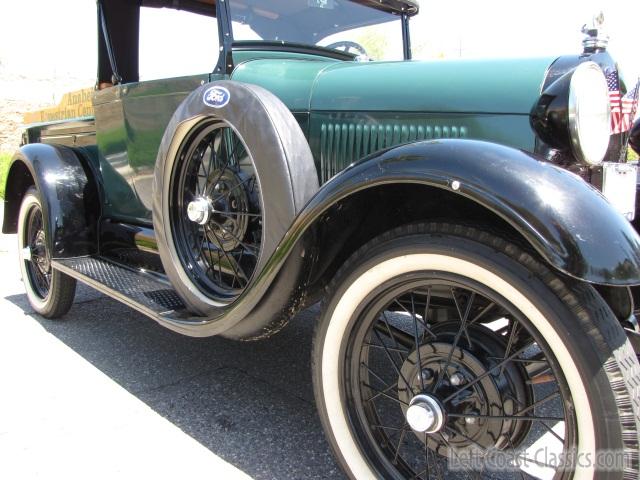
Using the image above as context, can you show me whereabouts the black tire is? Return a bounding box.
[18,188,76,318]
[313,223,640,479]
[153,80,318,314]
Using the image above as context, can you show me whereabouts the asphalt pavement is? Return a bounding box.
[0,203,344,480]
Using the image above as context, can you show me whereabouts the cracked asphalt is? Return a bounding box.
[0,204,344,480]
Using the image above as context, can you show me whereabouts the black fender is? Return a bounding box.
[291,139,640,286]
[2,144,100,258]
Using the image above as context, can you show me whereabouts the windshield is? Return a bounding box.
[229,0,404,61]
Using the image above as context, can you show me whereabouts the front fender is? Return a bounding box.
[297,139,640,286]
[2,144,99,258]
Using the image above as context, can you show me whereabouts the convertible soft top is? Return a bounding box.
[97,0,418,85]
[133,0,418,17]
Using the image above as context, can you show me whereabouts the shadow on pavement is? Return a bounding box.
[6,289,344,479]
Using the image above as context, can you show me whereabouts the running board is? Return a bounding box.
[53,256,188,319]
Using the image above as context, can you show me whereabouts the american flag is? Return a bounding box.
[607,69,639,135]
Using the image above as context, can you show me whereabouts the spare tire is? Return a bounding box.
[153,81,318,314]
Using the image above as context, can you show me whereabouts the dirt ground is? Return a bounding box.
[0,65,92,152]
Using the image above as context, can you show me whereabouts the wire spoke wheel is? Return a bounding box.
[24,203,51,299]
[170,120,262,300]
[345,275,577,479]
[17,187,76,318]
[309,225,640,480]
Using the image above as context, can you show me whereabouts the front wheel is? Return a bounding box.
[313,223,640,479]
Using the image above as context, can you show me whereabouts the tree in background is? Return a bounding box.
[356,30,388,60]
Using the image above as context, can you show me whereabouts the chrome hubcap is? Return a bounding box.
[406,394,445,433]
[187,197,211,225]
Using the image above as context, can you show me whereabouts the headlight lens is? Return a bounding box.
[568,62,611,165]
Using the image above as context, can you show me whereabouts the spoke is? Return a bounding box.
[420,287,432,344]
[208,132,242,191]
[373,329,415,397]
[363,343,409,354]
[215,223,259,257]
[411,292,425,391]
[380,311,412,353]
[431,289,475,393]
[393,299,437,340]
[538,420,566,443]
[514,390,561,417]
[438,432,477,477]
[362,362,395,390]
[362,383,409,406]
[468,301,496,325]
[447,413,564,422]
[446,425,561,474]
[442,343,530,403]
[365,382,397,402]
[392,427,408,465]
[506,392,566,443]
[505,428,526,480]
[444,425,489,457]
[206,225,247,288]
[211,174,255,204]
[424,433,430,480]
[214,210,262,219]
[198,227,219,281]
[370,424,405,432]
[489,357,548,365]
[206,130,219,177]
[499,319,519,376]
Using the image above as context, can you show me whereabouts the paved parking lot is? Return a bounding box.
[0,206,343,479]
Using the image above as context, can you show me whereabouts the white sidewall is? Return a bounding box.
[17,193,49,310]
[321,254,595,480]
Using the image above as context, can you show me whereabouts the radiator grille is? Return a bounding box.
[319,122,468,182]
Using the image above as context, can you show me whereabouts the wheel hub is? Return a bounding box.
[205,169,251,252]
[187,197,211,225]
[405,394,445,433]
[398,333,532,455]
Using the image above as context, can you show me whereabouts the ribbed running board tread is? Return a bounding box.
[54,257,186,315]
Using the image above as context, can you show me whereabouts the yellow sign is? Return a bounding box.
[23,88,95,125]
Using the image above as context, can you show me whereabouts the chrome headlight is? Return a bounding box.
[531,60,611,165]
[568,62,611,165]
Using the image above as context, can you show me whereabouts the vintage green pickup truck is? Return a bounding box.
[4,0,640,478]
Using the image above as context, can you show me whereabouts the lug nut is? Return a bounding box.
[450,372,464,386]
[418,369,434,383]
[464,409,479,425]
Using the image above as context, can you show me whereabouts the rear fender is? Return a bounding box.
[2,144,100,258]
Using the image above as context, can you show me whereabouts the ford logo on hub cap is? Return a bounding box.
[203,86,230,108]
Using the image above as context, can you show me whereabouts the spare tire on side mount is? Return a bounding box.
[153,81,318,317]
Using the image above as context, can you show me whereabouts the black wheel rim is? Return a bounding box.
[343,272,578,479]
[24,203,51,299]
[170,120,262,300]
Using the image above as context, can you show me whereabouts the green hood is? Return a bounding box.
[232,56,556,114]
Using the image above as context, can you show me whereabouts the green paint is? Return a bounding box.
[25,50,554,223]
[308,112,534,182]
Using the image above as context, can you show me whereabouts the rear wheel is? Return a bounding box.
[313,223,640,479]
[18,188,76,318]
